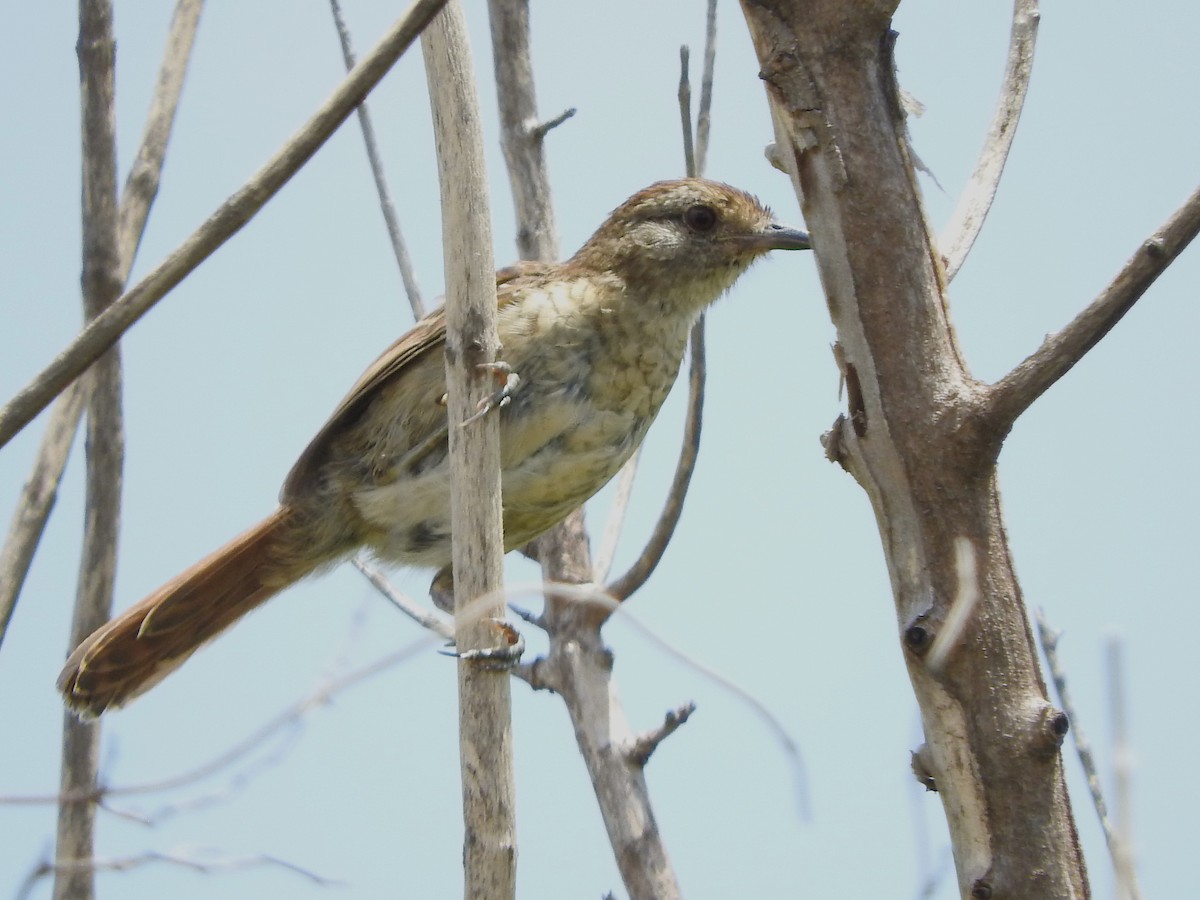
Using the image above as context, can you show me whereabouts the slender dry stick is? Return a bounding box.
[21,849,340,900]
[987,183,1200,434]
[422,6,515,897]
[55,5,123,898]
[938,0,1039,281]
[329,0,425,319]
[0,385,86,646]
[678,47,696,176]
[0,0,202,653]
[2,632,439,811]
[117,0,204,275]
[694,0,717,176]
[1036,614,1143,900]
[486,0,562,262]
[606,23,717,603]
[0,0,449,451]
[1107,637,1137,900]
[352,556,453,638]
[483,3,683,895]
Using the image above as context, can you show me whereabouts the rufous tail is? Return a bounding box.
[58,506,312,718]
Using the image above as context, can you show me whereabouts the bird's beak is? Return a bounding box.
[734,222,811,252]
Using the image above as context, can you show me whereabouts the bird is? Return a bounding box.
[57,178,810,717]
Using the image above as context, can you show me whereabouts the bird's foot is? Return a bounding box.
[440,618,525,670]
[461,362,521,426]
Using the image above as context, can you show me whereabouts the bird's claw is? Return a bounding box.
[440,618,525,670]
[461,362,520,426]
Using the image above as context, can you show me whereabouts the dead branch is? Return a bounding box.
[628,703,696,768]
[1037,614,1143,900]
[20,847,340,900]
[605,19,717,603]
[986,182,1200,435]
[938,0,1040,280]
[0,0,449,451]
[0,0,201,654]
[738,3,1089,893]
[55,5,124,897]
[422,5,516,896]
[352,556,454,638]
[329,0,425,318]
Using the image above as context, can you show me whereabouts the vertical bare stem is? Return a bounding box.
[1107,638,1137,900]
[486,0,559,261]
[329,0,425,318]
[54,4,124,898]
[422,6,515,897]
[0,0,202,653]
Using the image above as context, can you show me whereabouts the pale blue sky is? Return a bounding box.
[2,2,1198,898]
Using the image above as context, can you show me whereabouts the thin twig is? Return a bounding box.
[601,22,717,600]
[606,317,705,602]
[486,0,561,262]
[938,0,1039,281]
[352,555,454,638]
[1107,637,1138,900]
[1035,612,1144,900]
[627,703,696,767]
[329,0,425,319]
[515,581,810,821]
[116,0,204,275]
[0,0,449,450]
[695,0,717,176]
[590,456,639,583]
[678,47,695,178]
[0,0,201,654]
[19,847,341,900]
[2,634,441,808]
[0,385,86,647]
[986,182,1200,434]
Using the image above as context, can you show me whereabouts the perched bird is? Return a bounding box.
[58,178,810,716]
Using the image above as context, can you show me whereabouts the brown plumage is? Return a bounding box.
[58,178,809,716]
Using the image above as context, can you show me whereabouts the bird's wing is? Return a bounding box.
[280,263,554,500]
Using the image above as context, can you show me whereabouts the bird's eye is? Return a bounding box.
[682,204,718,233]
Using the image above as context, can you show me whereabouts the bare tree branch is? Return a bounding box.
[0,0,449,451]
[1106,637,1138,900]
[487,0,561,261]
[695,0,717,176]
[21,847,341,900]
[937,0,1039,281]
[627,703,695,768]
[606,26,717,603]
[0,0,201,654]
[0,385,86,647]
[117,0,203,274]
[329,0,425,319]
[55,5,124,897]
[352,555,454,638]
[605,322,705,602]
[986,183,1200,435]
[1036,614,1144,900]
[422,6,515,896]
[737,4,1088,894]
[678,47,696,178]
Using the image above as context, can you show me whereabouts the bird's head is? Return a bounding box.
[569,178,810,312]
